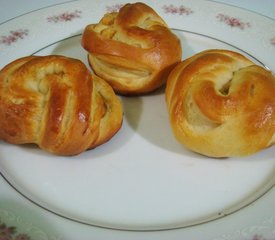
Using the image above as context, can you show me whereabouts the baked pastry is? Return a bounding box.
[166,49,275,157]
[81,2,182,95]
[0,55,123,156]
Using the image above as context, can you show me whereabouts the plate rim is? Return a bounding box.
[0,0,275,238]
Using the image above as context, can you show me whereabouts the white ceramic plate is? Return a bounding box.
[0,0,275,239]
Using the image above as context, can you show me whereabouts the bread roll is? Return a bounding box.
[0,55,123,156]
[166,49,275,157]
[81,2,182,95]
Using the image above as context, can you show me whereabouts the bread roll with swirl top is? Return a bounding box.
[166,49,275,157]
[0,55,123,156]
[82,2,182,95]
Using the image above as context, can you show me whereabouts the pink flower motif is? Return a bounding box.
[252,235,266,240]
[0,223,15,239]
[251,234,275,240]
[47,10,82,23]
[216,13,251,29]
[162,4,193,16]
[0,222,32,240]
[106,4,124,13]
[271,37,275,46]
[0,29,29,46]
[14,234,31,240]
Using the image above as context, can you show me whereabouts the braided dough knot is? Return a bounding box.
[166,50,275,157]
[0,56,123,155]
[82,2,182,94]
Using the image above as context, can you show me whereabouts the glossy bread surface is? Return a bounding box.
[166,49,275,157]
[82,2,182,95]
[0,55,123,155]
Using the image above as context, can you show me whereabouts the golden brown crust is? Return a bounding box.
[165,49,275,157]
[81,2,182,95]
[0,55,123,156]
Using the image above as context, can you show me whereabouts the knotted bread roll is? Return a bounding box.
[0,55,123,156]
[82,2,182,95]
[166,49,275,157]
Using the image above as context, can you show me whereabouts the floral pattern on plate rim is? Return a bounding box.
[0,29,29,46]
[105,3,194,15]
[216,13,251,29]
[0,220,275,240]
[106,4,124,13]
[2,5,275,47]
[250,236,275,240]
[0,222,31,240]
[47,10,82,23]
[162,4,193,15]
